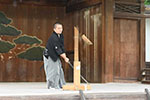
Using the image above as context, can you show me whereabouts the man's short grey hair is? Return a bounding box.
[53,22,62,29]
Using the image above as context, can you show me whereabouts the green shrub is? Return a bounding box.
[145,0,150,5]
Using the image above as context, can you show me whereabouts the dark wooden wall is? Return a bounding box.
[112,0,146,82]
[0,0,147,83]
[0,3,68,82]
[71,5,102,83]
[61,4,102,83]
[0,2,102,83]
[114,19,140,81]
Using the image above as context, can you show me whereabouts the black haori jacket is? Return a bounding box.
[44,31,65,62]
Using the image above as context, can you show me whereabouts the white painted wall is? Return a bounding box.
[146,18,150,62]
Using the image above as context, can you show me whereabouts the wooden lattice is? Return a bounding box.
[115,2,141,14]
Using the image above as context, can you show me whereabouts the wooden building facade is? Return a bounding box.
[0,0,149,83]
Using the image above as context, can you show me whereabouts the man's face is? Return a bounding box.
[54,24,63,34]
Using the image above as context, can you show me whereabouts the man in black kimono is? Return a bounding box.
[43,22,69,89]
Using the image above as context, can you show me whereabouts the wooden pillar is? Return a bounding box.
[140,0,146,69]
[62,27,91,91]
[101,0,114,82]
[74,27,80,86]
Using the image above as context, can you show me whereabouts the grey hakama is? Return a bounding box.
[43,56,66,89]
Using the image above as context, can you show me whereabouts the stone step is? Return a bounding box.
[0,93,147,100]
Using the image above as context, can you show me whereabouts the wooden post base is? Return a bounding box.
[62,84,91,91]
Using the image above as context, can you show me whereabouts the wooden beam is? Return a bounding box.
[0,0,67,7]
[74,27,79,61]
[101,0,114,82]
[115,1,140,6]
[101,0,105,83]
[114,12,150,19]
[66,0,102,13]
[63,27,91,91]
[139,0,146,72]
[81,34,93,45]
